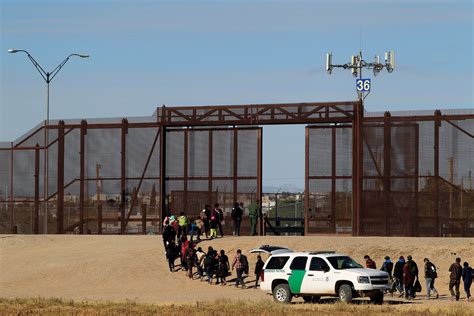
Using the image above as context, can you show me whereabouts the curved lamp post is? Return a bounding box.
[8,49,89,233]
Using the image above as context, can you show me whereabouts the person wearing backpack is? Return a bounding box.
[381,256,393,277]
[393,256,405,297]
[162,220,176,248]
[165,239,179,272]
[231,202,243,236]
[177,212,188,240]
[209,213,218,239]
[232,249,246,288]
[423,258,439,299]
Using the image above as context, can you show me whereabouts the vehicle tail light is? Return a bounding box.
[261,270,264,282]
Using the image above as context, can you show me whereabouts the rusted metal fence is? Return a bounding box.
[1,102,472,236]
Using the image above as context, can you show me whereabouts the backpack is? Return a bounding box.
[428,262,437,279]
[241,254,249,274]
[204,253,214,267]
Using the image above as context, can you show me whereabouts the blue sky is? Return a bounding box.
[1,0,472,189]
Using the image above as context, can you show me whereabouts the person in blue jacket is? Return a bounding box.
[462,262,472,302]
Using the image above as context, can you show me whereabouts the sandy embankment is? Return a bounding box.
[1,235,473,309]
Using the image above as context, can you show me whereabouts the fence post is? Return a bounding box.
[10,142,14,234]
[57,120,65,234]
[383,111,391,236]
[142,203,147,235]
[34,143,40,234]
[97,204,102,234]
[434,110,441,236]
[120,118,128,234]
[79,120,87,234]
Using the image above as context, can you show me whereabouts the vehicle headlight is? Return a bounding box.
[358,276,370,284]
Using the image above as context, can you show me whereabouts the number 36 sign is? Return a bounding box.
[356,79,371,92]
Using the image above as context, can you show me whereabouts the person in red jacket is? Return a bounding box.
[403,255,419,300]
[364,255,376,269]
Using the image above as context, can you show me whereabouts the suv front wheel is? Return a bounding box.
[338,284,353,303]
[273,284,292,304]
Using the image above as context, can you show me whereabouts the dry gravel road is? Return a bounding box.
[1,235,473,311]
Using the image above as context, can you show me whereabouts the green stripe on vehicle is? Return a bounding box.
[288,270,306,293]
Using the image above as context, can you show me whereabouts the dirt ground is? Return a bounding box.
[1,235,473,311]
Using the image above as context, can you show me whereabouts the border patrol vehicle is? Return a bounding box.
[250,246,390,304]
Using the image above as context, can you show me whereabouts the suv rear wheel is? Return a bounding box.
[338,284,353,303]
[303,296,320,303]
[273,284,292,304]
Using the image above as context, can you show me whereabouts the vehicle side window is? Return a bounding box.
[309,257,330,271]
[289,256,308,270]
[266,256,290,269]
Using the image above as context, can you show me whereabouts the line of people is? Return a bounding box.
[363,255,472,301]
[164,234,265,289]
[162,200,261,242]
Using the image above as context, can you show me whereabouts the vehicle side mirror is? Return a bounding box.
[324,267,330,273]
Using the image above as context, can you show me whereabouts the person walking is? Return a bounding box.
[364,255,376,269]
[393,256,405,296]
[194,216,204,241]
[200,207,209,238]
[232,249,246,288]
[204,246,217,284]
[462,262,472,301]
[165,239,179,272]
[254,255,264,288]
[177,212,188,240]
[248,200,260,236]
[179,236,190,271]
[214,203,224,237]
[449,257,462,301]
[403,255,419,300]
[162,220,176,248]
[231,202,243,236]
[381,256,393,277]
[186,246,196,279]
[209,213,218,239]
[423,258,439,299]
[196,247,206,281]
[216,249,230,285]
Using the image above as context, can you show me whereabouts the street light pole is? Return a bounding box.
[8,49,89,234]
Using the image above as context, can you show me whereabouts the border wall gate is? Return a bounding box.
[1,101,473,236]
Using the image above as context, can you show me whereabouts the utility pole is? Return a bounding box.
[326,49,395,236]
[96,163,101,233]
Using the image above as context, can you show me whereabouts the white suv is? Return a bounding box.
[257,249,390,304]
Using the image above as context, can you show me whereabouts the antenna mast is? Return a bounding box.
[326,50,395,100]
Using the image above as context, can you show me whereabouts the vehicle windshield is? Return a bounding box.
[327,256,363,270]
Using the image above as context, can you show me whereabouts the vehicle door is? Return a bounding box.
[287,256,308,294]
[300,256,333,294]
